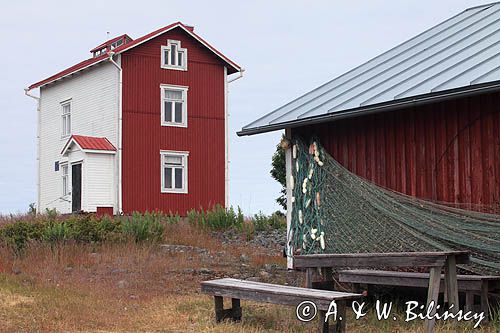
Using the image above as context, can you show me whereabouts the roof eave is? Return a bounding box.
[237,82,500,136]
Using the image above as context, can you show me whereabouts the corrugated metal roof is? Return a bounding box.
[239,2,500,136]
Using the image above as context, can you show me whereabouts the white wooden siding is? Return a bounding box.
[39,61,119,213]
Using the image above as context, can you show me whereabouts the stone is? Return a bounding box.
[117,280,128,289]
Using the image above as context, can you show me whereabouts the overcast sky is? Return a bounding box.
[0,0,488,215]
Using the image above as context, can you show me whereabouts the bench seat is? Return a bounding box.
[338,269,500,317]
[201,278,362,333]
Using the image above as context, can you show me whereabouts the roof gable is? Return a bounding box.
[61,135,116,155]
[28,22,241,90]
[239,2,500,136]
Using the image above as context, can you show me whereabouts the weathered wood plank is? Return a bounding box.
[425,266,442,333]
[201,278,362,312]
[445,255,459,313]
[338,270,500,292]
[293,251,469,269]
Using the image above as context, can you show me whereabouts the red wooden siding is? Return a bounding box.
[121,27,226,214]
[294,91,500,213]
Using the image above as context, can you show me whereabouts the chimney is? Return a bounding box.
[185,25,195,32]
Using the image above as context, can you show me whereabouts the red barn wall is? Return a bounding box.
[294,91,500,213]
[121,27,226,214]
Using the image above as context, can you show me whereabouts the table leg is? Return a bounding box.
[334,300,346,333]
[425,265,442,333]
[465,292,474,312]
[444,255,459,313]
[318,310,329,333]
[481,281,489,323]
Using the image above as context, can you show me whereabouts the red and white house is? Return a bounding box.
[26,22,242,215]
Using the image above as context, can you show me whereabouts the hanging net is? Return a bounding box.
[288,137,500,275]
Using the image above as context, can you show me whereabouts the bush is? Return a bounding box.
[250,210,286,232]
[120,212,165,242]
[0,220,44,252]
[187,205,243,231]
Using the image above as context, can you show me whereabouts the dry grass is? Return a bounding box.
[0,221,498,332]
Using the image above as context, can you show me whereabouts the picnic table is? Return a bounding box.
[293,251,470,333]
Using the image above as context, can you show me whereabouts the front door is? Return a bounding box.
[72,163,82,212]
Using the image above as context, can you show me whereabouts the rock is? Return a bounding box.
[240,254,249,262]
[64,266,73,273]
[199,268,212,275]
[111,268,127,274]
[129,294,139,300]
[12,267,21,275]
[247,276,260,282]
[117,280,128,289]
[259,270,271,279]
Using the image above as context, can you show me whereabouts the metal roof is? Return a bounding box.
[238,2,500,136]
[28,22,241,90]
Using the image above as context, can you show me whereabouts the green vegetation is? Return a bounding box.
[0,207,286,253]
[270,134,287,210]
[187,204,244,231]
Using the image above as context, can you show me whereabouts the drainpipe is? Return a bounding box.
[24,88,41,214]
[224,68,244,207]
[108,51,123,215]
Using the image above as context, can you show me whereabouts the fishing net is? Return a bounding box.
[288,137,500,275]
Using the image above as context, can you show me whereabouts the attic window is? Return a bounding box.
[161,40,187,71]
[93,48,107,57]
[110,39,123,50]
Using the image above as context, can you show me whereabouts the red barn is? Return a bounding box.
[239,3,500,265]
[26,22,241,215]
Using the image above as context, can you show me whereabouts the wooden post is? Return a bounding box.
[444,255,459,313]
[231,298,242,321]
[214,296,225,322]
[285,128,294,269]
[305,268,314,288]
[465,292,474,312]
[425,265,442,333]
[481,281,489,323]
[318,310,329,333]
[334,300,346,333]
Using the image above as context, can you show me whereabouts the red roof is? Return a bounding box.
[89,34,132,53]
[61,135,116,154]
[28,22,241,90]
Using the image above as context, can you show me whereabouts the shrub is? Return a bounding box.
[121,212,165,242]
[0,220,44,252]
[187,205,243,231]
[250,210,286,232]
[42,221,70,244]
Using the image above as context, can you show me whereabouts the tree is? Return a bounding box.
[270,135,287,210]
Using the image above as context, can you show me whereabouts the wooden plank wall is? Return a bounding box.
[294,91,500,213]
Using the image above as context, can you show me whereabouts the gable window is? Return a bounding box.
[161,40,187,70]
[61,100,71,138]
[161,151,188,193]
[160,85,188,127]
[61,164,69,196]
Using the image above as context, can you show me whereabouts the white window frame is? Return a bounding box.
[61,163,69,196]
[160,84,188,128]
[61,100,72,138]
[160,150,189,194]
[161,39,187,71]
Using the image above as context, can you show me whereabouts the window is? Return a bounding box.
[161,85,188,127]
[61,164,69,196]
[161,151,188,193]
[110,39,123,50]
[61,100,71,137]
[161,40,187,70]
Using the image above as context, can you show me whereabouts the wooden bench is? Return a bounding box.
[339,270,500,317]
[201,278,363,332]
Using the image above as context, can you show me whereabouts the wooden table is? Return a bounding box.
[293,251,470,333]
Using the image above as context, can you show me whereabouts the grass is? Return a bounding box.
[0,217,498,332]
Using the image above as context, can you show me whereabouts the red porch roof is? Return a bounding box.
[61,135,116,154]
